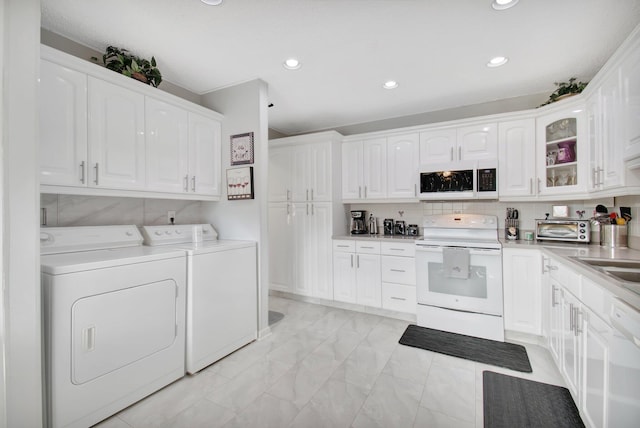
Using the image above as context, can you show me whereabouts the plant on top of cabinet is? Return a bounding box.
[94,46,163,88]
[539,77,588,107]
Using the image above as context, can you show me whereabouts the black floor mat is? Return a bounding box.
[399,324,532,372]
[483,371,585,428]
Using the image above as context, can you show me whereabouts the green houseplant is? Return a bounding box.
[539,77,588,107]
[100,46,162,88]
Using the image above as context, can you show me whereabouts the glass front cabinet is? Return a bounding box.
[536,104,588,196]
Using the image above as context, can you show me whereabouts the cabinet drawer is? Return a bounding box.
[356,241,381,254]
[382,283,417,313]
[381,256,416,285]
[380,241,416,257]
[333,240,355,252]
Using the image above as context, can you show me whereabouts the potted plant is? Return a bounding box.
[98,46,162,88]
[539,77,588,107]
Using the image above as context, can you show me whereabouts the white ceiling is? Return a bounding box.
[41,0,640,136]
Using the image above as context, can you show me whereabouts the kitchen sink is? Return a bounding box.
[571,257,640,294]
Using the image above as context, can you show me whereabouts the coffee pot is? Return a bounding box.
[350,210,367,235]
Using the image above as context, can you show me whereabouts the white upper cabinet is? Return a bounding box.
[498,119,536,198]
[39,60,88,187]
[536,104,588,196]
[269,146,293,202]
[387,133,419,198]
[88,77,146,190]
[362,138,388,199]
[39,45,223,200]
[341,142,364,200]
[457,123,498,161]
[621,41,640,161]
[188,112,221,196]
[419,124,496,166]
[419,129,456,164]
[307,143,332,201]
[145,97,189,193]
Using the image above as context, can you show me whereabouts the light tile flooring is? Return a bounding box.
[97,296,565,428]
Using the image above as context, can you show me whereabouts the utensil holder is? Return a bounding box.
[505,219,519,240]
[600,224,627,248]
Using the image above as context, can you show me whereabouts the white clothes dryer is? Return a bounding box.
[141,224,257,374]
[40,225,187,428]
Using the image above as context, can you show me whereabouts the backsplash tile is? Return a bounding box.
[41,194,206,227]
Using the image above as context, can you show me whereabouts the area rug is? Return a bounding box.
[399,324,532,372]
[483,371,585,427]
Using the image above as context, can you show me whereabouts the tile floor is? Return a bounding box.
[96,296,565,428]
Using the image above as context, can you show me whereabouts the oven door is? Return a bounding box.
[416,244,503,315]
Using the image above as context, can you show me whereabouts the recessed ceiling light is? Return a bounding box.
[283,58,301,70]
[487,56,508,67]
[383,80,398,89]
[201,0,223,5]
[491,0,519,10]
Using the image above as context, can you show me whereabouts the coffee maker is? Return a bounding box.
[350,210,368,235]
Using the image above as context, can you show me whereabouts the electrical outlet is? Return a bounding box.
[167,211,176,224]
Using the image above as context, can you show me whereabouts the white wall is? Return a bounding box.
[1,1,43,427]
[200,80,271,338]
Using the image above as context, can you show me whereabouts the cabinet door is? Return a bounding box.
[419,128,456,164]
[587,93,602,191]
[356,253,381,307]
[457,123,497,161]
[88,77,146,189]
[268,203,293,292]
[498,119,535,197]
[145,97,189,193]
[502,248,542,335]
[341,142,363,200]
[291,145,309,201]
[333,251,357,304]
[269,146,293,202]
[362,137,387,199]
[188,112,221,196]
[599,73,624,189]
[40,60,88,187]
[308,203,333,299]
[548,279,563,364]
[561,289,582,399]
[582,307,611,428]
[621,43,640,160]
[536,106,587,196]
[291,203,311,296]
[308,143,332,201]
[387,133,419,198]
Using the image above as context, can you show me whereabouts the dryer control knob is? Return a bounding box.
[126,231,133,236]
[155,231,162,236]
[176,230,182,234]
[165,231,171,235]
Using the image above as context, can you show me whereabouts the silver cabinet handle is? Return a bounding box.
[191,176,196,192]
[592,167,598,188]
[389,248,405,252]
[306,203,309,215]
[358,186,362,198]
[311,189,314,200]
[184,174,189,191]
[575,309,583,335]
[548,265,558,271]
[350,254,354,268]
[356,255,360,268]
[312,204,315,215]
[529,178,533,195]
[551,285,558,307]
[390,296,406,301]
[80,161,86,184]
[93,163,99,185]
[390,269,406,273]
[458,146,462,160]
[306,189,309,200]
[537,178,541,194]
[337,244,350,248]
[286,203,290,215]
[361,246,374,249]
[286,189,291,201]
[597,167,604,186]
[364,186,368,198]
[414,183,417,197]
[450,147,453,161]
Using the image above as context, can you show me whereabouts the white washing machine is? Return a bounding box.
[141,224,257,374]
[40,225,187,428]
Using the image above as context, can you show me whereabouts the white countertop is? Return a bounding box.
[333,234,420,242]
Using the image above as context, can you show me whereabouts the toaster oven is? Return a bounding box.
[535,219,590,243]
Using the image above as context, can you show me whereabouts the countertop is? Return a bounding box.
[333,234,420,242]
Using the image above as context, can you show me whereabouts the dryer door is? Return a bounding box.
[71,279,178,384]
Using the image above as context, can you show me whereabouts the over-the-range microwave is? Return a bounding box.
[418,160,498,200]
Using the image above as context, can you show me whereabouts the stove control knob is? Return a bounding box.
[176,230,182,234]
[165,231,171,235]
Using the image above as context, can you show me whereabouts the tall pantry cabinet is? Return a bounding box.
[268,131,346,299]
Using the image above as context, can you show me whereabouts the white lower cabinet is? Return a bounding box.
[332,240,381,308]
[502,248,543,335]
[268,202,294,293]
[380,242,416,313]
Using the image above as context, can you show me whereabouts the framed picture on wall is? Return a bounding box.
[230,132,254,165]
[226,166,254,200]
